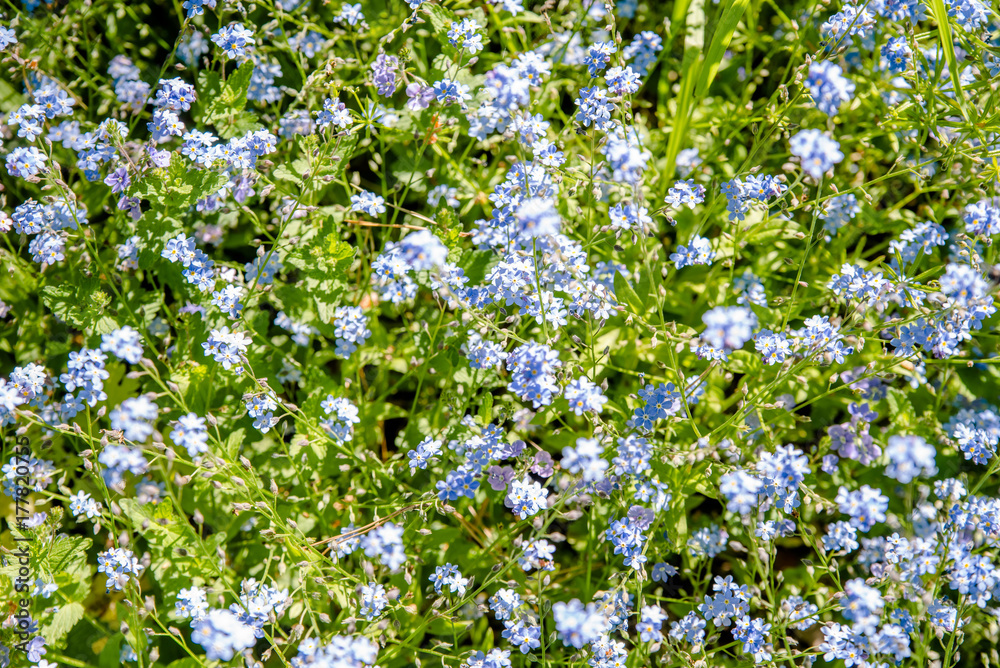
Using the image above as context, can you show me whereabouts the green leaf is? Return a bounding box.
[99,633,123,668]
[225,428,246,458]
[435,205,463,251]
[172,364,213,413]
[664,46,701,181]
[613,271,645,314]
[41,280,107,330]
[0,78,26,113]
[41,285,81,323]
[530,403,560,427]
[135,163,229,211]
[218,110,264,140]
[424,3,459,35]
[271,137,358,201]
[694,0,750,100]
[428,617,473,637]
[165,659,206,668]
[635,267,652,310]
[44,602,85,645]
[206,59,255,124]
[196,70,222,102]
[886,388,915,427]
[928,0,971,124]
[315,295,338,323]
[665,0,750,177]
[725,350,762,376]
[119,499,227,598]
[93,315,120,336]
[327,237,355,263]
[272,163,301,184]
[478,392,493,424]
[47,535,92,574]
[672,0,694,24]
[225,59,256,103]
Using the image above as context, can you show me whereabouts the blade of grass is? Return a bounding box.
[663,0,705,180]
[672,0,694,25]
[695,0,750,100]
[928,0,972,125]
[664,46,702,182]
[664,0,750,178]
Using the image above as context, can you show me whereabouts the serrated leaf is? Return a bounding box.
[47,535,92,573]
[44,602,84,645]
[272,164,300,184]
[93,315,120,336]
[327,237,355,263]
[136,166,229,211]
[315,296,338,323]
[206,59,255,124]
[218,110,264,139]
[118,499,226,598]
[424,3,459,35]
[41,281,106,330]
[434,205,464,251]
[225,59,255,103]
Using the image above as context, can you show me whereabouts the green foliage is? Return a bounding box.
[4,0,1000,667]
[135,162,231,211]
[40,279,109,330]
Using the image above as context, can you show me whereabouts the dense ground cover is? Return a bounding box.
[3,0,1000,666]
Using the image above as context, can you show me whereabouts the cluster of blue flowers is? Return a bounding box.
[96,547,143,592]
[7,0,1000,666]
